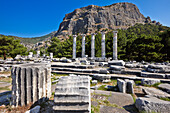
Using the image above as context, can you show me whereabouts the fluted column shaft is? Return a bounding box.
[72,35,77,59]
[11,63,51,107]
[91,33,96,59]
[101,32,106,58]
[113,31,118,60]
[81,34,86,58]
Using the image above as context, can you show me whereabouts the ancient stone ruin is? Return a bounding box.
[11,63,51,106]
[53,75,91,112]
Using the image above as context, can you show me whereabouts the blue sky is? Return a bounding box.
[0,0,170,38]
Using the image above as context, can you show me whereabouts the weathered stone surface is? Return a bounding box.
[91,80,97,84]
[25,105,41,113]
[99,69,109,74]
[142,87,170,98]
[109,65,125,71]
[147,64,170,73]
[0,67,5,72]
[141,78,160,86]
[135,96,170,113]
[53,76,91,113]
[166,74,170,79]
[91,90,135,113]
[158,83,170,94]
[141,71,165,79]
[117,79,126,93]
[93,74,111,81]
[0,91,12,106]
[108,60,125,66]
[55,2,147,39]
[125,80,134,94]
[11,63,51,106]
[125,63,138,68]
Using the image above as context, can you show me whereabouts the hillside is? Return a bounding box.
[0,32,53,44]
[54,2,160,39]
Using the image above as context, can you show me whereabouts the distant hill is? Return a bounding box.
[0,32,54,44]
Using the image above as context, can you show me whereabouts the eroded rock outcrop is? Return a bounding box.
[55,2,148,39]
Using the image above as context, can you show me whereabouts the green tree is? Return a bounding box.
[0,36,27,59]
[48,37,63,58]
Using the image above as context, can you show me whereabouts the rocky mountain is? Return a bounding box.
[54,2,160,39]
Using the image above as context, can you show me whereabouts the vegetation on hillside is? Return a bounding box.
[48,24,170,62]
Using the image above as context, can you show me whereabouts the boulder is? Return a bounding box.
[135,96,170,113]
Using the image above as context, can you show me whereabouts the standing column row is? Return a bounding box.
[72,31,118,60]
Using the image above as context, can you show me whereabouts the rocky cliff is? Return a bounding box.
[54,2,150,39]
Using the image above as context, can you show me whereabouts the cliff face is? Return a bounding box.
[54,2,147,39]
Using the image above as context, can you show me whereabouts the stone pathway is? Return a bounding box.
[91,90,138,113]
[142,87,170,98]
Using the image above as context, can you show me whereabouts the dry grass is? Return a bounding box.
[0,77,12,83]
[0,102,33,113]
[0,71,11,75]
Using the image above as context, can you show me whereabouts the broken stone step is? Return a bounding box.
[51,71,91,75]
[54,95,89,103]
[142,87,170,98]
[51,64,95,69]
[141,71,166,79]
[53,103,89,112]
[121,69,141,76]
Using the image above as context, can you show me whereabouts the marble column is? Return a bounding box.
[11,63,51,106]
[91,33,96,59]
[72,35,77,59]
[101,32,106,58]
[81,34,86,58]
[113,31,118,60]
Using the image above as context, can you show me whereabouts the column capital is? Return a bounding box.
[113,31,118,34]
[73,35,77,38]
[101,31,106,35]
[91,33,97,35]
[81,34,86,37]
